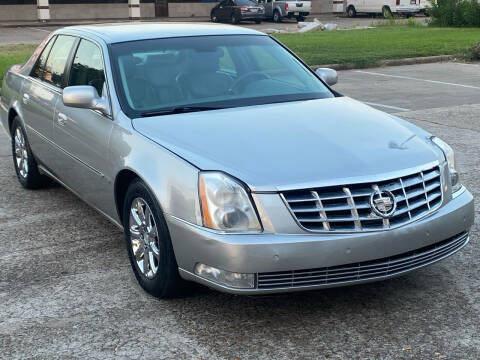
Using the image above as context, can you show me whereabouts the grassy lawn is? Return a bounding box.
[0,44,37,84]
[274,26,480,67]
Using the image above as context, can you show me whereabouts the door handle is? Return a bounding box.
[22,93,30,105]
[57,112,67,126]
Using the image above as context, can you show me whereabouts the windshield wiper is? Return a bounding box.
[140,106,224,117]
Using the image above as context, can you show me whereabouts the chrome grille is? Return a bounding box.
[257,232,468,289]
[281,165,442,232]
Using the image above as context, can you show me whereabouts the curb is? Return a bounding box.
[311,55,455,71]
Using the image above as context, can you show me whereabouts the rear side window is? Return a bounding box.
[31,36,56,80]
[43,35,76,88]
[68,39,106,96]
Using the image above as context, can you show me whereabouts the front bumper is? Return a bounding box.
[168,189,474,294]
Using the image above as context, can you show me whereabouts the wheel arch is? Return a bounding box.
[114,168,142,225]
[8,108,19,135]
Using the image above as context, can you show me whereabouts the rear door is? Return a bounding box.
[52,38,114,211]
[21,35,77,168]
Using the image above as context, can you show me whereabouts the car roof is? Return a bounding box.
[62,22,265,44]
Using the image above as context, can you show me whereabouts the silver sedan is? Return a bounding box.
[0,23,474,297]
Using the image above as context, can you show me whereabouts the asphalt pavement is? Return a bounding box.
[0,62,479,359]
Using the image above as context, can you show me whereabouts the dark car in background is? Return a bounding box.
[211,0,265,24]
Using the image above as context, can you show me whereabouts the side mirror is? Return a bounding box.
[315,68,338,86]
[62,85,110,116]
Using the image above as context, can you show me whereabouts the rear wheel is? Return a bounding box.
[231,13,240,24]
[296,15,305,22]
[11,117,50,189]
[347,5,356,18]
[382,6,392,18]
[273,10,281,22]
[123,179,185,298]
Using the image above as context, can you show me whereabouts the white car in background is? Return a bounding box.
[346,0,422,18]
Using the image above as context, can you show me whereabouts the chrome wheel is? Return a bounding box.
[14,127,28,178]
[129,198,160,279]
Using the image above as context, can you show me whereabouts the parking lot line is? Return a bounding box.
[363,102,410,112]
[355,70,480,90]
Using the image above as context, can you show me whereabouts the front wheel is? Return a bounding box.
[11,117,50,189]
[255,19,261,24]
[296,16,305,22]
[123,179,185,298]
[211,12,218,22]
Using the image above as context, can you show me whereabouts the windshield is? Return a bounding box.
[110,35,334,117]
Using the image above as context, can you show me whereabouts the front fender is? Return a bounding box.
[109,112,202,226]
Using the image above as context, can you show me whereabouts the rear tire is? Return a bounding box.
[211,12,218,22]
[347,6,356,18]
[273,10,281,22]
[123,179,185,298]
[296,15,305,22]
[382,6,392,18]
[11,117,50,189]
[231,13,240,24]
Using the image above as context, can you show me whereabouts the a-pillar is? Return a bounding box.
[129,0,141,20]
[37,0,50,22]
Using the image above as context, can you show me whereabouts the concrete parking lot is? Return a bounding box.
[0,61,479,359]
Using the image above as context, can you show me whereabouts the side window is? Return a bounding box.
[69,39,106,97]
[43,35,76,88]
[31,36,56,80]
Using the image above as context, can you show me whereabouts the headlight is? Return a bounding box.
[199,171,262,232]
[431,137,461,193]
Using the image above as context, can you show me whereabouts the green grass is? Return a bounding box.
[0,44,37,84]
[274,26,480,67]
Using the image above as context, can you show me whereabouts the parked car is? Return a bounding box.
[346,0,422,18]
[258,0,311,22]
[210,0,264,24]
[0,24,474,298]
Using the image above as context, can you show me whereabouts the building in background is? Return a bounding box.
[0,0,334,21]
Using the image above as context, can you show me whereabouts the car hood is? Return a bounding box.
[132,97,441,192]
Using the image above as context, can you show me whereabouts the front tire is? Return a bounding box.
[11,117,49,189]
[255,19,261,24]
[211,12,218,22]
[123,179,184,298]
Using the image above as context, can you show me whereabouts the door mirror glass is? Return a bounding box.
[315,68,338,86]
[62,85,110,116]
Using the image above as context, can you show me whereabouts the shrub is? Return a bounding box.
[429,0,480,27]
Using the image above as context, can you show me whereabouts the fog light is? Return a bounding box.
[194,263,255,289]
